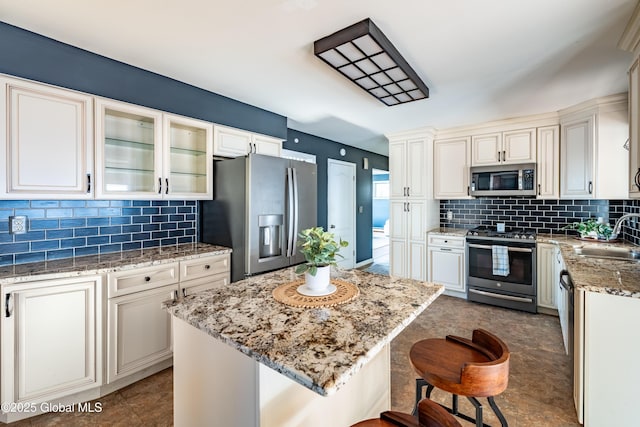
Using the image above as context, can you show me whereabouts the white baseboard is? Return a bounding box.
[355,259,373,268]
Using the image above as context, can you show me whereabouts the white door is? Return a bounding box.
[107,284,177,383]
[327,159,356,269]
[1,276,101,406]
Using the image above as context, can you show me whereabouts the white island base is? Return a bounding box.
[173,317,390,427]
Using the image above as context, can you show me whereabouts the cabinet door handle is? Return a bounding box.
[144,276,151,282]
[588,181,593,194]
[440,248,452,252]
[165,178,169,194]
[497,151,501,162]
[538,183,541,196]
[204,264,211,270]
[158,177,162,194]
[502,150,506,162]
[406,187,410,197]
[172,290,178,301]
[5,294,12,318]
[86,173,91,193]
[467,186,470,196]
[635,168,640,190]
[406,202,410,212]
[182,288,187,297]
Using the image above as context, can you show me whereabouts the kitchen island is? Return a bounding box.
[165,267,443,427]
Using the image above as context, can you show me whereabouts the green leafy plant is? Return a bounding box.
[294,227,349,276]
[562,218,613,240]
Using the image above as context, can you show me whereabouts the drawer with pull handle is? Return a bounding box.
[428,235,465,248]
[179,254,230,283]
[107,262,179,298]
[180,272,230,298]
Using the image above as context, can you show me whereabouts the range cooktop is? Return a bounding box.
[466,225,536,240]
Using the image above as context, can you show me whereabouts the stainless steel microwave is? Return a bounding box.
[470,163,536,196]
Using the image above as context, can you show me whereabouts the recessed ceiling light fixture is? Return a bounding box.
[314,18,429,106]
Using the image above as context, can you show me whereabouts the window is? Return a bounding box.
[373,181,389,199]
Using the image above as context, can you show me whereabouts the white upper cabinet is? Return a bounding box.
[95,98,213,200]
[559,95,628,199]
[95,98,163,199]
[213,125,282,158]
[471,128,536,166]
[471,133,501,165]
[628,58,640,198]
[433,137,471,199]
[389,138,427,199]
[163,114,213,199]
[560,116,594,198]
[252,133,283,157]
[536,125,560,199]
[0,75,93,199]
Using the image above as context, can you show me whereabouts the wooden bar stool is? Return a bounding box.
[351,398,462,427]
[409,329,510,427]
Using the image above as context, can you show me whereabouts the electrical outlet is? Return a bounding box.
[9,216,27,235]
[446,210,453,221]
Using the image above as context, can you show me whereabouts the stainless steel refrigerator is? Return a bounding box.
[200,153,317,282]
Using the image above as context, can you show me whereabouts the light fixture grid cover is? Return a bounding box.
[314,18,429,106]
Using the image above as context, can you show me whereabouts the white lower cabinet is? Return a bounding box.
[1,276,102,422]
[427,234,465,297]
[536,243,558,312]
[576,290,640,426]
[0,252,230,422]
[389,200,428,281]
[107,283,177,384]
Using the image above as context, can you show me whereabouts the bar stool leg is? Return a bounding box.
[488,396,508,427]
[412,378,435,416]
[467,397,483,427]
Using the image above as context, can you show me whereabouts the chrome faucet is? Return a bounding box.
[611,213,640,239]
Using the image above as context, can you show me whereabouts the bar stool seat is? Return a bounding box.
[409,329,510,427]
[351,398,462,427]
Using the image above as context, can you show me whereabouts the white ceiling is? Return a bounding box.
[1,0,637,155]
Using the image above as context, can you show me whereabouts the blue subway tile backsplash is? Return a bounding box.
[0,200,198,266]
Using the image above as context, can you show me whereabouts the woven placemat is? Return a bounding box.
[272,278,359,308]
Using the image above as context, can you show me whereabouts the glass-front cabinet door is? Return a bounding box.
[95,98,163,198]
[163,114,213,199]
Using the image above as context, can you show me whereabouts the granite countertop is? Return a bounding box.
[0,243,231,285]
[538,233,640,298]
[165,267,444,396]
[427,227,468,237]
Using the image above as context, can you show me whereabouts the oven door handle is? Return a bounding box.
[467,243,533,253]
[468,288,534,303]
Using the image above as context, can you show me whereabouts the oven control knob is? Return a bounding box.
[528,235,535,239]
[513,234,520,239]
[497,282,502,287]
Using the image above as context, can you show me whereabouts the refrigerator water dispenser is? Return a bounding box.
[258,214,282,259]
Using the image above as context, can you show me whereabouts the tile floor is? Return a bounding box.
[365,230,389,275]
[6,296,577,426]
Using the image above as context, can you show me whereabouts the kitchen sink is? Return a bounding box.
[573,246,640,261]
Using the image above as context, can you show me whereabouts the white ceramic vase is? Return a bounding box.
[304,265,331,292]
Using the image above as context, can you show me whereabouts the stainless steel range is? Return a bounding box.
[466,226,537,313]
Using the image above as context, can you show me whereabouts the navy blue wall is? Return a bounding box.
[284,130,389,263]
[0,22,286,138]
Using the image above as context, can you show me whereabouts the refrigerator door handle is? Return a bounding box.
[286,167,295,258]
[292,167,299,258]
